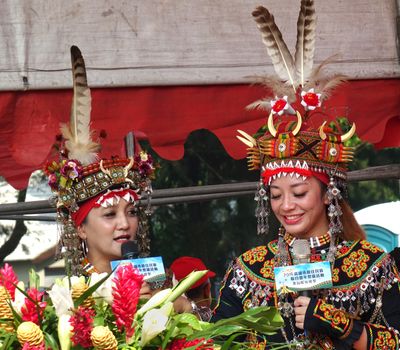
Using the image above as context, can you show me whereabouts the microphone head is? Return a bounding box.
[121,241,139,259]
[292,239,311,264]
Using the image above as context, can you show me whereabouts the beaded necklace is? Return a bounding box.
[81,257,99,275]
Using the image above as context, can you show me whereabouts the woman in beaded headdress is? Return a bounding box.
[213,2,400,349]
[44,46,155,277]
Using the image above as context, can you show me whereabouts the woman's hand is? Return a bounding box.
[139,281,153,299]
[173,296,193,314]
[293,296,311,329]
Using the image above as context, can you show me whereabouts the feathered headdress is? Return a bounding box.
[44,46,155,212]
[44,46,156,269]
[237,0,356,181]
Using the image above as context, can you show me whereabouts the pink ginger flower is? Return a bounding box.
[21,288,47,325]
[112,263,143,339]
[70,306,95,348]
[0,263,19,300]
[167,338,214,350]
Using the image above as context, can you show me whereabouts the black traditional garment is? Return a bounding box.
[213,233,400,349]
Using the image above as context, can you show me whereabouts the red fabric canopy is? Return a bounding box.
[1,79,399,190]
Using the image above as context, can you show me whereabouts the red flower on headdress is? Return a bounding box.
[60,160,83,180]
[134,152,155,177]
[0,263,19,300]
[21,288,47,325]
[70,306,95,348]
[270,96,295,116]
[301,88,322,111]
[112,263,143,339]
[47,174,58,190]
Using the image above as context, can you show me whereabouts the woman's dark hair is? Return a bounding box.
[319,180,366,241]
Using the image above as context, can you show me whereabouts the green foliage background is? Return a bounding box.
[142,129,400,300]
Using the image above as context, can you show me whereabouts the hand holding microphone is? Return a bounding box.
[292,239,311,298]
[292,239,312,330]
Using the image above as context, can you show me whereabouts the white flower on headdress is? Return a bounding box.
[301,88,322,111]
[270,96,295,116]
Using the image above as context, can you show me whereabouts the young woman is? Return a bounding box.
[45,45,197,311]
[44,46,153,278]
[213,3,400,349]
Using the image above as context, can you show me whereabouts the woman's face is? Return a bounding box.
[77,199,139,270]
[270,175,329,238]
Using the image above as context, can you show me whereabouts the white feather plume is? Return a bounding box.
[61,46,100,165]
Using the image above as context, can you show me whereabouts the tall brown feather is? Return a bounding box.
[294,0,316,86]
[252,6,296,91]
[61,45,100,165]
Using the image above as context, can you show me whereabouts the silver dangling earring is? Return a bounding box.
[327,176,343,236]
[255,179,269,235]
[144,179,153,216]
[81,239,88,257]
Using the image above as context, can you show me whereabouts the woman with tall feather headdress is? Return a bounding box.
[44,45,203,314]
[213,2,400,349]
[44,46,155,291]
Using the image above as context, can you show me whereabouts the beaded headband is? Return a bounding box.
[237,0,356,184]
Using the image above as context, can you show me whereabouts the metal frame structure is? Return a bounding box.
[0,164,399,222]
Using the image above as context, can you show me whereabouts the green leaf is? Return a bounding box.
[29,269,40,289]
[0,333,17,350]
[44,332,60,350]
[187,306,283,341]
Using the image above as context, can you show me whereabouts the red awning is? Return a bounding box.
[1,79,399,190]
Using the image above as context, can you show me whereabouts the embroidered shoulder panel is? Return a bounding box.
[237,243,278,285]
[332,240,391,291]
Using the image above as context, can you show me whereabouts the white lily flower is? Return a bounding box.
[89,272,113,305]
[11,281,25,315]
[140,305,170,346]
[48,283,74,317]
[58,314,73,350]
[137,288,172,316]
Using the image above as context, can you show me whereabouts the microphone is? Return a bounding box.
[292,239,311,297]
[121,241,139,259]
[113,241,166,288]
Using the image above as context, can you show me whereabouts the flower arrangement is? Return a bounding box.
[0,263,284,349]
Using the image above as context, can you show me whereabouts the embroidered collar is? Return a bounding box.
[283,232,331,249]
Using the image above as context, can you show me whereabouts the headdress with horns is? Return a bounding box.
[237,1,356,235]
[44,46,155,274]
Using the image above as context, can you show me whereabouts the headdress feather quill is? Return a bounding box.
[252,6,296,92]
[294,0,316,86]
[60,45,100,165]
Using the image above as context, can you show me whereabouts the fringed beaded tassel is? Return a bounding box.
[327,176,343,236]
[137,209,151,257]
[255,180,270,235]
[56,212,85,276]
